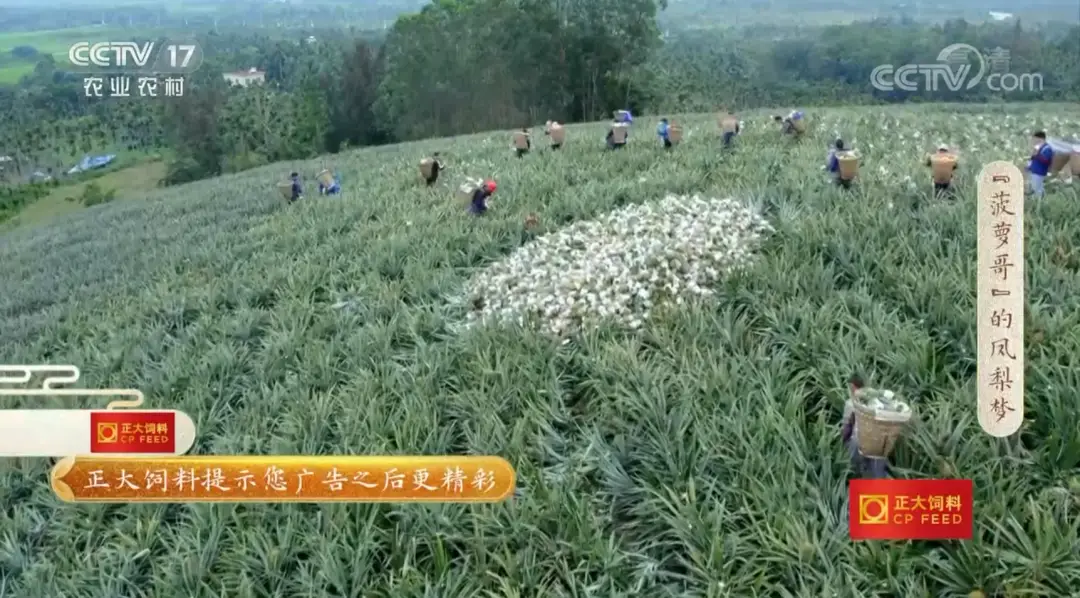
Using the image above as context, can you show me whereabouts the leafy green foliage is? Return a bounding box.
[78,181,116,206]
[1,103,1079,596]
[161,156,209,186]
[0,180,52,222]
[646,20,1079,113]
[9,45,37,59]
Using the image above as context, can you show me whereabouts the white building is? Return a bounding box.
[223,67,266,87]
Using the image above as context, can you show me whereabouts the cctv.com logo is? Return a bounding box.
[871,44,1043,93]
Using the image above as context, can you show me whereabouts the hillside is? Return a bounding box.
[2,103,1080,596]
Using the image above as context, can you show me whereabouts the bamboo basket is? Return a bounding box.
[1057,142,1080,180]
[610,123,628,144]
[419,159,435,180]
[457,179,481,204]
[837,152,859,180]
[792,118,806,134]
[1048,139,1074,173]
[276,181,292,200]
[721,117,738,133]
[549,126,565,144]
[930,154,957,182]
[317,169,334,187]
[850,392,912,459]
[1069,150,1080,178]
[1051,152,1070,173]
[512,132,529,149]
[667,124,683,144]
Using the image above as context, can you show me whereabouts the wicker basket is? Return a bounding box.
[1057,142,1080,179]
[610,123,628,144]
[930,154,957,182]
[837,152,859,180]
[850,396,911,458]
[512,132,529,149]
[667,124,683,144]
[549,125,565,144]
[276,181,292,200]
[792,118,806,134]
[316,169,334,187]
[458,179,480,204]
[721,116,738,133]
[1051,152,1070,173]
[1066,152,1080,179]
[419,159,435,180]
[1048,139,1074,173]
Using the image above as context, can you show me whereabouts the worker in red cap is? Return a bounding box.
[469,179,496,215]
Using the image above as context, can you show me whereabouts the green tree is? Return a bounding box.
[162,69,227,184]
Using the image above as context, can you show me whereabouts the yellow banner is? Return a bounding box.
[51,455,515,503]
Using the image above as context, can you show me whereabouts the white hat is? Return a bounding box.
[937,144,949,151]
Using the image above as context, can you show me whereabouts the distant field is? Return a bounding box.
[0,26,153,83]
[0,63,29,84]
[0,26,129,57]
[669,10,874,27]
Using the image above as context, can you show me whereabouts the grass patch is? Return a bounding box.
[0,62,32,83]
[1,103,1080,596]
[2,159,166,229]
[0,26,130,57]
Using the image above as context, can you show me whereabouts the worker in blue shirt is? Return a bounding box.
[773,110,805,137]
[319,175,341,195]
[826,142,839,173]
[657,118,672,149]
[1027,131,1053,198]
[469,180,496,215]
[825,139,842,173]
[824,139,852,189]
[289,172,302,203]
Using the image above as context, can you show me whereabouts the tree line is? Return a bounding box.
[1,0,1078,187]
[0,2,424,34]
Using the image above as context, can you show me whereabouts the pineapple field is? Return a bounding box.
[1,103,1079,597]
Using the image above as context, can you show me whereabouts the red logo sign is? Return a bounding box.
[89,411,175,454]
[849,478,973,540]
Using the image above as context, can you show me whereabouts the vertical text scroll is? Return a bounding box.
[976,161,1024,437]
